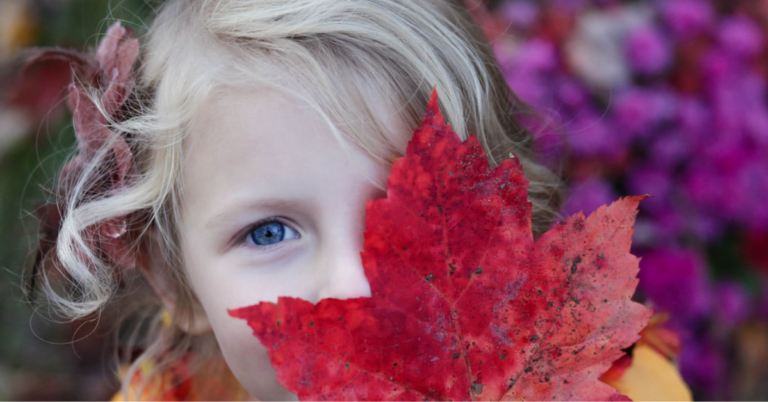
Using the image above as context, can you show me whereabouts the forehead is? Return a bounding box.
[179,86,399,220]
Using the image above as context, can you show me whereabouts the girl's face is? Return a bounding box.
[177,87,405,400]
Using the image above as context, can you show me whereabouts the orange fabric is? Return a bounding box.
[113,349,691,401]
[111,356,252,401]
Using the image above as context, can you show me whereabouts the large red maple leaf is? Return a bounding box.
[229,88,652,401]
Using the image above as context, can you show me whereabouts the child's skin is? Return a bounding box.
[174,85,408,399]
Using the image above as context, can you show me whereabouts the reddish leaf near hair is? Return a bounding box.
[229,88,652,401]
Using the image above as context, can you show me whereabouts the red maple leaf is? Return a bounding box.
[229,88,652,401]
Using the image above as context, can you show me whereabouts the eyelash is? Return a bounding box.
[240,217,300,251]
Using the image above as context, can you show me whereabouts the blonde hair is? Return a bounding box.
[31,0,562,398]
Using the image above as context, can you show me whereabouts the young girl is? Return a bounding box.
[26,0,689,400]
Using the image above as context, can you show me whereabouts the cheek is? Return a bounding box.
[178,249,309,399]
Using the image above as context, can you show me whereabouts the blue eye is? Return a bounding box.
[246,219,299,247]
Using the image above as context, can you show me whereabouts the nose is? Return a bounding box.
[313,235,372,302]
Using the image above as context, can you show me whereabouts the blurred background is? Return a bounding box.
[1,0,767,400]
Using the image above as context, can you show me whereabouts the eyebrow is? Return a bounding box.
[205,197,312,229]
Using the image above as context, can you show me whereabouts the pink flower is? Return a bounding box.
[683,163,723,216]
[638,247,711,321]
[612,88,677,140]
[500,39,559,108]
[626,25,672,74]
[556,79,588,108]
[498,0,540,30]
[714,282,751,328]
[719,16,764,59]
[649,205,685,241]
[678,337,726,399]
[627,165,672,212]
[677,97,712,143]
[566,109,625,157]
[561,177,617,217]
[685,212,723,242]
[649,132,692,169]
[660,0,715,39]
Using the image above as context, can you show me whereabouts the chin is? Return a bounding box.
[218,329,298,401]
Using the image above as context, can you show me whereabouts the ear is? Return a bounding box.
[136,226,213,335]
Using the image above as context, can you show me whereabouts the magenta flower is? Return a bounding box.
[700,49,737,85]
[638,247,711,321]
[649,132,692,170]
[714,282,751,329]
[565,109,625,157]
[627,165,672,213]
[498,0,540,30]
[683,162,735,222]
[556,79,589,108]
[719,16,765,59]
[648,204,685,242]
[626,24,672,74]
[499,39,559,108]
[685,212,723,243]
[660,0,715,39]
[677,97,712,143]
[678,338,726,399]
[514,37,559,71]
[612,88,677,140]
[561,177,617,217]
[733,161,768,230]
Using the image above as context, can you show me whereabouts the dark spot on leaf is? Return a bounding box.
[453,352,459,359]
[276,320,281,327]
[437,205,443,213]
[475,267,483,275]
[537,289,542,296]
[309,321,314,327]
[393,362,398,367]
[471,382,483,394]
[524,366,533,373]
[426,273,434,282]
[345,362,350,369]
[573,346,586,355]
[449,263,456,275]
[570,256,582,274]
[530,335,539,342]
[500,352,507,360]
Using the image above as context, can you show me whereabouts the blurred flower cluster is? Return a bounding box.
[477,0,768,399]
